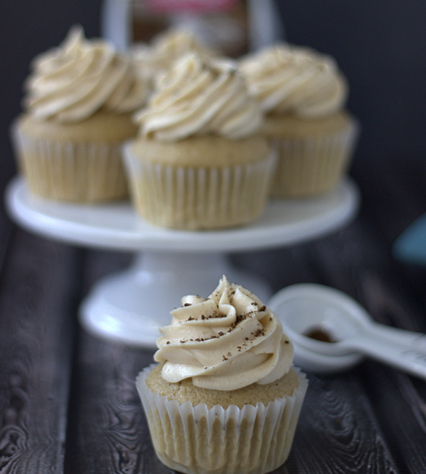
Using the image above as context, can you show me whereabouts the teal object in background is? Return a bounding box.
[393,214,426,265]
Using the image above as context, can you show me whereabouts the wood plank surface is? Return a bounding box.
[288,372,398,474]
[63,250,168,474]
[65,333,159,474]
[0,230,79,474]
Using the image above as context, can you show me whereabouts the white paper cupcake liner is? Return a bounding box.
[271,119,360,197]
[123,144,276,230]
[136,364,308,474]
[11,122,129,202]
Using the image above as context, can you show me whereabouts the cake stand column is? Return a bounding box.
[79,249,272,348]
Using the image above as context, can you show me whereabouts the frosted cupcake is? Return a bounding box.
[131,28,218,86]
[123,53,274,230]
[239,44,359,197]
[12,26,149,202]
[136,276,308,474]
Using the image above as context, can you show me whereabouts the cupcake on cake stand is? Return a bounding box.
[5,176,359,349]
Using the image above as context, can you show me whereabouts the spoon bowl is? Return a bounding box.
[269,284,365,373]
[269,283,426,378]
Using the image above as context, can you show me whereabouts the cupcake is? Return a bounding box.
[130,28,219,86]
[124,53,275,230]
[12,26,149,202]
[136,276,308,474]
[123,53,274,230]
[239,44,359,197]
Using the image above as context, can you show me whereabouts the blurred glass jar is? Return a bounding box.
[101,0,283,56]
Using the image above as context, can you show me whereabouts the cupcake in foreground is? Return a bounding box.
[239,44,359,197]
[12,26,149,202]
[123,53,274,230]
[136,276,308,474]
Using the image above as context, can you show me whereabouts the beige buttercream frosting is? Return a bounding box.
[134,53,264,140]
[24,26,149,123]
[154,276,294,391]
[131,28,218,83]
[239,43,347,118]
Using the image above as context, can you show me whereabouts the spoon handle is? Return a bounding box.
[368,322,426,350]
[350,331,426,380]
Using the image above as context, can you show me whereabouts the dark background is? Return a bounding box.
[1,0,426,229]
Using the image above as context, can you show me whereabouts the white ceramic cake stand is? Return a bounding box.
[5,176,359,348]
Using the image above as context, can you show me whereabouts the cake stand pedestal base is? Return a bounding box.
[80,251,271,348]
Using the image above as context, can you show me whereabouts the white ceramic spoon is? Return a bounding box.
[269,284,426,377]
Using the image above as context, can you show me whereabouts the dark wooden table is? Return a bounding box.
[1,154,426,474]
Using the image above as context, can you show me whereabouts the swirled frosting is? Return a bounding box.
[131,28,218,83]
[134,53,264,140]
[154,276,294,391]
[24,26,149,123]
[239,44,348,118]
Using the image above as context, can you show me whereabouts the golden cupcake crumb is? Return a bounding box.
[146,363,299,410]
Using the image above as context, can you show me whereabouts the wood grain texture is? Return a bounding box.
[359,277,426,474]
[64,250,167,474]
[287,373,398,474]
[65,334,166,474]
[0,230,79,473]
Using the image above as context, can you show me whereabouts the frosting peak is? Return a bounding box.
[131,28,217,82]
[25,26,149,122]
[134,53,264,141]
[154,276,294,391]
[239,44,348,118]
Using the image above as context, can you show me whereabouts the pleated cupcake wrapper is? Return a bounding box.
[123,144,276,230]
[11,123,128,202]
[136,364,308,474]
[271,119,360,197]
